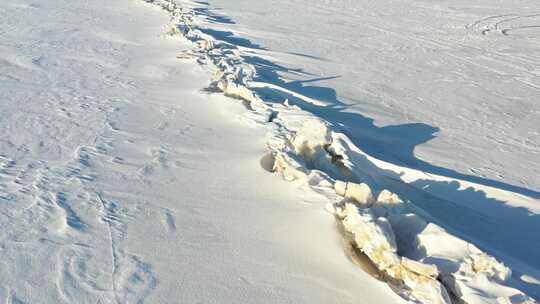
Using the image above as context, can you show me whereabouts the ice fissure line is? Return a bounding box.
[142,1,537,303]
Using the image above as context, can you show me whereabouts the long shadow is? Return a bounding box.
[246,54,540,199]
[331,133,540,268]
[200,28,267,50]
[192,3,235,25]
[191,3,267,50]
[246,54,540,266]
[194,4,540,293]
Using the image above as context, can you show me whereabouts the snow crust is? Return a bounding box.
[4,0,535,302]
[147,0,539,302]
[1,0,410,302]
[204,1,540,294]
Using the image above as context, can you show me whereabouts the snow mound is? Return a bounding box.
[334,183,533,304]
[411,223,533,304]
[335,201,451,304]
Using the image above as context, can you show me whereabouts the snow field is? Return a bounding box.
[1,0,412,302]
[144,0,538,303]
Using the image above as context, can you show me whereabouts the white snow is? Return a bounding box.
[334,181,376,206]
[200,1,540,283]
[1,0,539,303]
[151,0,539,302]
[0,0,407,303]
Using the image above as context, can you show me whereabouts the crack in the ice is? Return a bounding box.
[97,193,120,304]
[142,1,538,302]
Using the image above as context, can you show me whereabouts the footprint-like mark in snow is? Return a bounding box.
[57,250,113,303]
[115,254,157,303]
[468,13,540,37]
[97,194,155,302]
[53,191,156,303]
[137,147,171,179]
[54,192,87,232]
[163,210,177,233]
[0,156,19,200]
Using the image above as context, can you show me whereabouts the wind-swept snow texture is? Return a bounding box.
[146,0,540,303]
[2,0,539,302]
[0,0,412,303]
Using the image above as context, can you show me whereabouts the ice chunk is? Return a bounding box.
[335,180,347,196]
[468,253,512,282]
[272,151,309,181]
[291,119,332,153]
[401,257,439,279]
[216,80,260,104]
[397,262,451,304]
[340,204,451,304]
[334,181,375,206]
[377,189,403,206]
[372,189,406,217]
[403,276,451,304]
[341,204,399,271]
[412,224,532,304]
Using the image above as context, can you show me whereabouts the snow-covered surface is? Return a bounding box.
[2,0,539,302]
[206,0,540,193]
[202,0,540,247]
[0,0,408,303]
[190,0,540,296]
[146,0,540,302]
